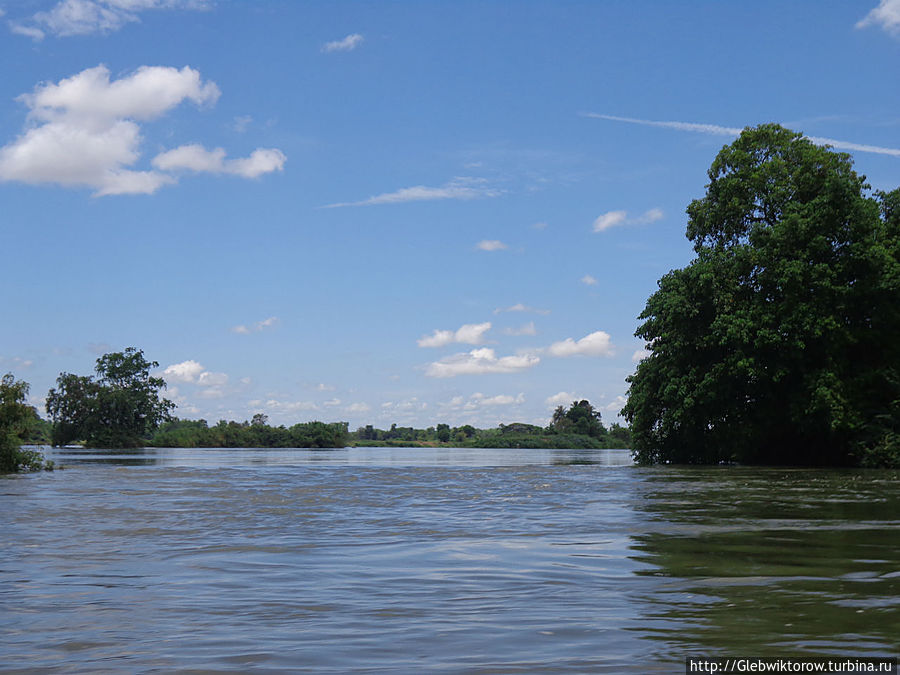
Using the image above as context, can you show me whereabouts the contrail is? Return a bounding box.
[583,113,900,158]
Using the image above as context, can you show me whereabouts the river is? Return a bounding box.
[2,447,898,672]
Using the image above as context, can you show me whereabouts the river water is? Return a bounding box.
[2,447,898,673]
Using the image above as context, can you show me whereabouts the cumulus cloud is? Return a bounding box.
[162,360,228,399]
[581,274,598,286]
[162,359,206,383]
[425,348,540,378]
[593,208,663,233]
[0,65,285,196]
[584,113,900,158]
[231,316,280,335]
[545,391,577,408]
[153,144,285,178]
[345,402,371,414]
[857,0,900,36]
[476,240,508,251]
[493,303,550,315]
[418,322,491,348]
[604,395,628,413]
[9,0,209,40]
[324,177,500,208]
[322,33,364,52]
[632,348,651,363]
[548,331,615,358]
[444,392,525,411]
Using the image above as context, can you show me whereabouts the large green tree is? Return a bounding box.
[46,348,175,448]
[623,124,900,466]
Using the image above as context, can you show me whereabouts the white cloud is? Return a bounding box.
[585,113,900,158]
[472,392,525,406]
[232,115,252,133]
[152,144,286,178]
[323,398,342,407]
[632,348,651,363]
[265,399,319,413]
[324,177,500,208]
[545,391,576,408]
[593,210,627,232]
[0,356,34,370]
[532,221,548,230]
[9,0,208,40]
[581,274,598,286]
[493,303,550,315]
[857,0,900,36]
[197,371,228,387]
[345,402,371,414]
[442,392,525,412]
[593,208,663,233]
[418,322,491,348]
[163,359,206,383]
[476,239,508,251]
[162,360,228,401]
[548,331,615,358]
[425,348,540,378]
[0,64,284,196]
[504,321,536,336]
[604,395,628,413]
[231,316,280,335]
[322,33,364,53]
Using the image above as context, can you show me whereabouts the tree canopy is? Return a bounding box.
[0,373,48,472]
[46,348,175,448]
[623,124,900,467]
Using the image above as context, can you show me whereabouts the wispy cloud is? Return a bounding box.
[581,274,598,286]
[324,178,500,208]
[231,316,280,335]
[322,33,364,53]
[857,0,900,36]
[418,322,491,348]
[425,348,539,378]
[593,207,663,233]
[584,113,900,158]
[504,321,536,336]
[493,303,550,315]
[9,0,209,41]
[476,239,508,251]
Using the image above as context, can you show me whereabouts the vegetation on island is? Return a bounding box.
[46,348,175,448]
[149,415,349,449]
[346,400,630,449]
[623,124,900,467]
[0,373,53,472]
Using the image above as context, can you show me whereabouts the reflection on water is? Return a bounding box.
[629,468,900,661]
[2,448,898,672]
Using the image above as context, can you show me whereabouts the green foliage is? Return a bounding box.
[624,124,900,466]
[0,373,50,472]
[549,400,607,438]
[46,348,175,448]
[149,417,348,448]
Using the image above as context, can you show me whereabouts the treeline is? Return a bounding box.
[149,417,349,449]
[148,400,630,450]
[348,400,631,449]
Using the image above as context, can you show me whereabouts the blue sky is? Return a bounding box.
[2,0,899,430]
